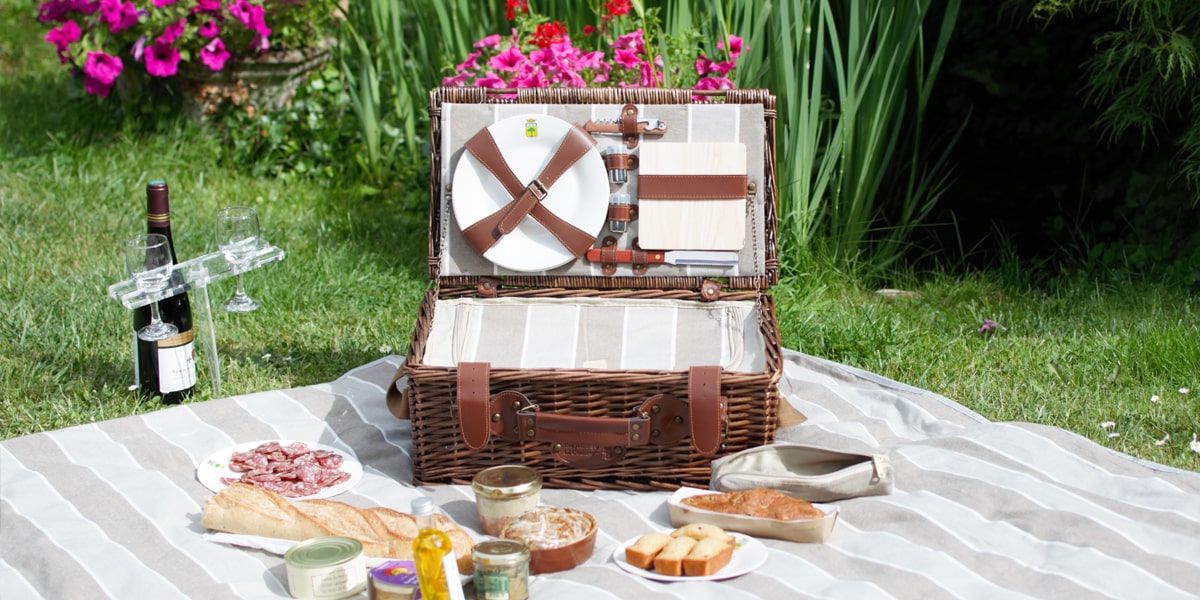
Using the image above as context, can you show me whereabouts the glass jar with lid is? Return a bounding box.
[472,465,542,537]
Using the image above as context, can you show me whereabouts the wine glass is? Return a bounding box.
[215,206,262,312]
[126,233,179,341]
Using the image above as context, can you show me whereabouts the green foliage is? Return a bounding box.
[1032,0,1200,205]
[219,62,361,181]
[759,0,963,273]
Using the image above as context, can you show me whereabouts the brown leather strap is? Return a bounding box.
[688,366,724,455]
[599,236,618,275]
[457,362,491,450]
[461,125,598,257]
[638,174,748,200]
[532,412,652,447]
[604,152,637,171]
[606,203,635,223]
[620,103,640,148]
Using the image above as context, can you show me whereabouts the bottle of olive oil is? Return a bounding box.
[411,497,464,600]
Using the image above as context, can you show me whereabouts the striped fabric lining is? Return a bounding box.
[2,350,1198,599]
[422,296,765,372]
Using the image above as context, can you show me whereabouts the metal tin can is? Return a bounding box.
[472,540,531,600]
[368,559,420,600]
[472,465,542,537]
[284,536,367,600]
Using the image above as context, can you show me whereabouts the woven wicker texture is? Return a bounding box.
[405,88,781,491]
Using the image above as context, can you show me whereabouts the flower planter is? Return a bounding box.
[176,41,332,120]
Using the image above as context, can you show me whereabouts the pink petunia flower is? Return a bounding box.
[474,34,502,50]
[708,60,735,76]
[489,46,525,72]
[612,29,644,53]
[694,55,712,76]
[474,71,507,88]
[718,35,744,60]
[228,0,252,27]
[98,0,139,34]
[576,50,604,71]
[83,51,122,97]
[191,0,220,13]
[247,4,271,36]
[250,33,270,52]
[44,20,81,64]
[157,18,186,44]
[200,37,229,70]
[512,65,547,88]
[456,50,481,73]
[37,0,98,23]
[638,59,663,87]
[144,40,181,77]
[442,71,471,86]
[613,47,640,70]
[198,19,219,38]
[694,75,734,91]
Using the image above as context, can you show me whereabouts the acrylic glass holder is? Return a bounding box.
[107,243,285,397]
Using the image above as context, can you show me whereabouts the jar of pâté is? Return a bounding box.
[472,539,531,600]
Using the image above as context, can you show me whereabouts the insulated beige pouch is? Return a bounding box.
[709,443,893,503]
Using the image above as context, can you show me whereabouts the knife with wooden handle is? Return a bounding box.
[584,248,738,266]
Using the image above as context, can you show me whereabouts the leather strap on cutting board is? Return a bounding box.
[455,363,726,467]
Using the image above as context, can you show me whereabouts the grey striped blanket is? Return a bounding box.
[2,349,1197,599]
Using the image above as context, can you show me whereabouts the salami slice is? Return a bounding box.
[218,441,352,499]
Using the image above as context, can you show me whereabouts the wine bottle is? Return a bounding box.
[134,180,196,404]
[411,497,464,600]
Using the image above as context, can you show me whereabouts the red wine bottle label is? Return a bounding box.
[156,330,196,393]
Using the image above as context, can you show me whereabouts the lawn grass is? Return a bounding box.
[1,2,1196,472]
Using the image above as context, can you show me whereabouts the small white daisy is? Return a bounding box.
[1107,432,1120,439]
[1180,388,1191,394]
[379,344,392,354]
[1190,434,1200,454]
[1100,421,1116,429]
[1151,394,1161,403]
[262,353,272,360]
[1155,434,1170,447]
[127,384,138,392]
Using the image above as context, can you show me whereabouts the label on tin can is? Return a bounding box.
[285,536,367,600]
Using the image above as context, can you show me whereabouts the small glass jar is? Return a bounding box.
[472,465,542,537]
[472,540,531,600]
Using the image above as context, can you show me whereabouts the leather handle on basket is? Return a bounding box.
[454,363,725,466]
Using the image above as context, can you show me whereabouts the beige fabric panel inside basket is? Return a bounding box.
[422,297,766,372]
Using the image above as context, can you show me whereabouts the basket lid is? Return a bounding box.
[426,87,778,293]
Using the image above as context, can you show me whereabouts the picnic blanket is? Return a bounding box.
[2,349,1198,599]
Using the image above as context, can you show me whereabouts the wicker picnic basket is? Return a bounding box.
[390,86,784,491]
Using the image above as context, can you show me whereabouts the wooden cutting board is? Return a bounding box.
[637,142,747,250]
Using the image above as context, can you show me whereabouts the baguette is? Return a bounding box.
[682,536,734,577]
[652,536,697,576]
[201,483,475,573]
[625,532,672,570]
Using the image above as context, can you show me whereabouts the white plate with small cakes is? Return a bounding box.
[612,531,767,582]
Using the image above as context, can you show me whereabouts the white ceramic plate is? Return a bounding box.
[451,114,608,272]
[197,440,362,500]
[611,533,767,582]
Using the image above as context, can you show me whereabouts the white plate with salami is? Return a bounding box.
[197,440,362,500]
[611,533,767,582]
